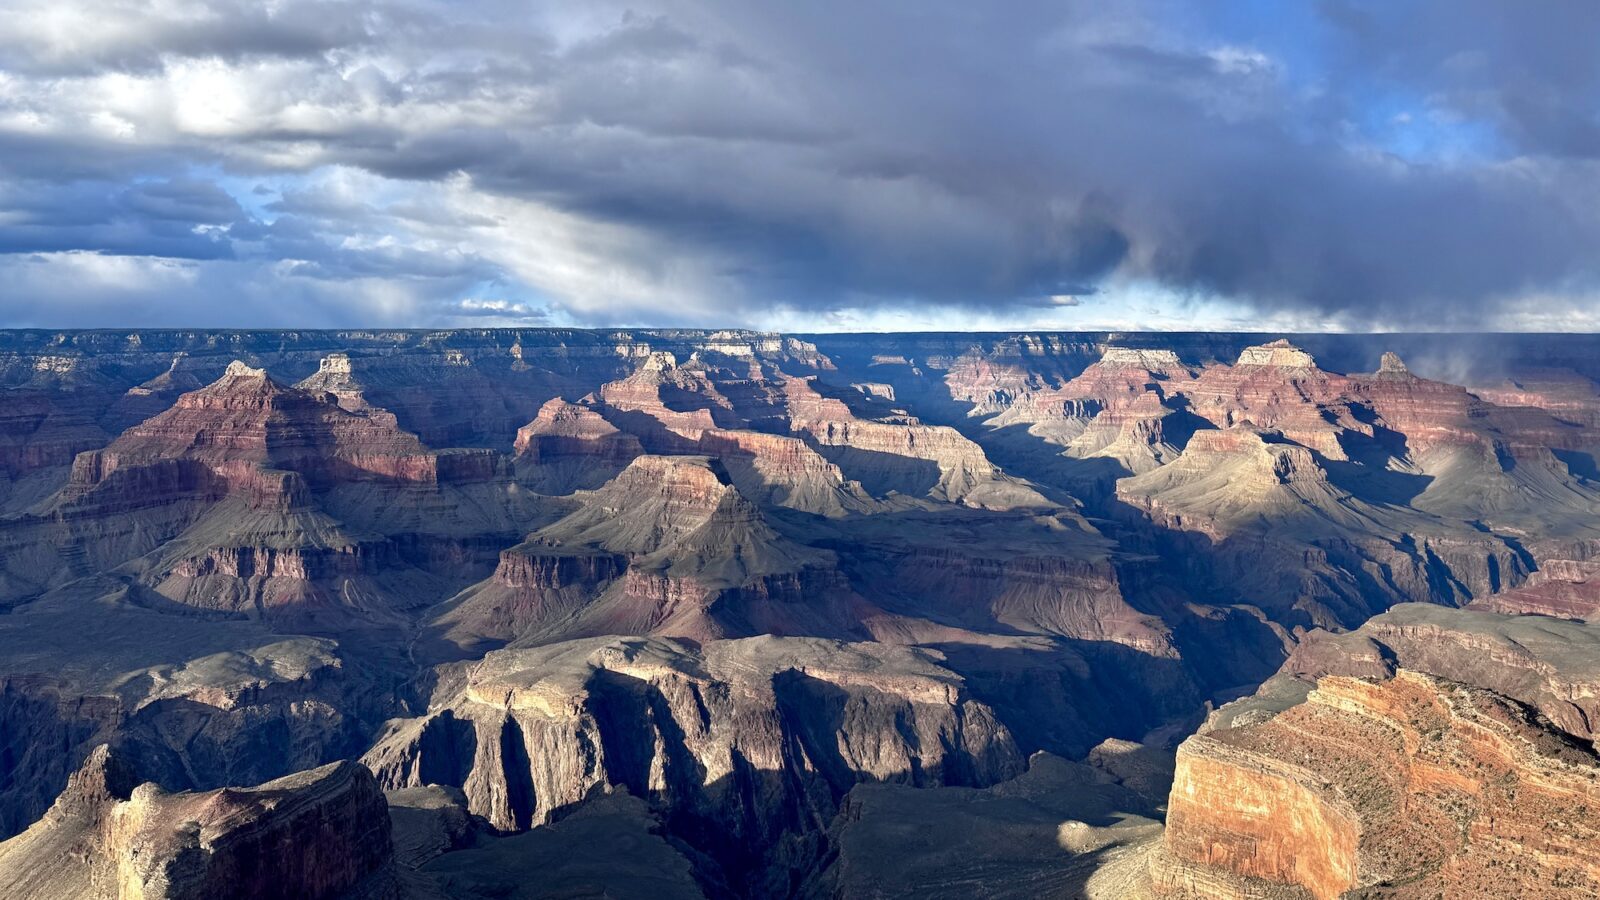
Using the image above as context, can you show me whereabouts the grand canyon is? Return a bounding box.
[0,328,1596,898]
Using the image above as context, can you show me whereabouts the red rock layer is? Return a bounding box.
[513,398,643,464]
[1156,671,1600,899]
[61,362,474,518]
[1469,558,1600,619]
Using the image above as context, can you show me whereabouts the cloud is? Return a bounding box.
[2,0,1600,328]
[454,298,549,320]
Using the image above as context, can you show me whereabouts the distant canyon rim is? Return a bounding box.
[1,328,1599,898]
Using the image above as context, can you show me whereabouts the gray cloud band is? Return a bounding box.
[1,0,1599,327]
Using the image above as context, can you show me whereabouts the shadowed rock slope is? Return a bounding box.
[1,330,1600,898]
[0,746,396,900]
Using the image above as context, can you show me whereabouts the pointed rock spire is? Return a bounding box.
[1377,351,1411,375]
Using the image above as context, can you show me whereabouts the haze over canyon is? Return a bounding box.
[0,329,1597,897]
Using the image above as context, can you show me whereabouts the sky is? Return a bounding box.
[2,0,1600,331]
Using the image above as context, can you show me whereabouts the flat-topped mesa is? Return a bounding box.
[1154,670,1600,900]
[1096,347,1185,372]
[0,747,396,900]
[292,353,371,414]
[639,350,678,374]
[1234,338,1318,369]
[317,354,352,376]
[691,331,834,369]
[362,634,1023,875]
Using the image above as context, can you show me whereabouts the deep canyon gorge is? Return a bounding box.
[2,329,1600,898]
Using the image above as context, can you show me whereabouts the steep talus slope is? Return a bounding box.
[981,347,1198,486]
[1114,422,1529,629]
[1284,603,1600,740]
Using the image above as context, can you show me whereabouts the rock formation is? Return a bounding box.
[363,635,1022,893]
[1154,670,1600,899]
[0,329,1597,898]
[0,746,396,900]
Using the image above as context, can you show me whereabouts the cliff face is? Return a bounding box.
[1285,603,1600,741]
[5,329,1600,898]
[0,360,544,624]
[1156,671,1600,899]
[433,455,871,650]
[0,621,386,842]
[0,746,396,900]
[363,635,1022,893]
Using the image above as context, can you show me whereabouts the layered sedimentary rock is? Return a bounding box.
[560,354,881,516]
[0,580,387,839]
[363,635,1022,893]
[0,360,542,624]
[2,329,1600,899]
[1178,342,1370,460]
[1469,558,1600,619]
[434,455,868,652]
[511,398,645,495]
[67,361,450,497]
[1116,425,1374,538]
[0,746,396,900]
[1155,671,1600,899]
[1114,424,1529,628]
[780,374,1046,509]
[1285,602,1600,740]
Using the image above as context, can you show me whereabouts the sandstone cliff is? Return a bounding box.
[1154,670,1600,899]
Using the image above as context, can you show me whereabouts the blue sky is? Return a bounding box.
[2,0,1599,330]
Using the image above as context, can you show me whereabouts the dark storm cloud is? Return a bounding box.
[0,0,375,76]
[2,0,1600,327]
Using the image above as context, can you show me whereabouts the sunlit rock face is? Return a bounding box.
[0,746,396,900]
[1155,670,1600,899]
[363,635,1022,893]
[0,329,1599,897]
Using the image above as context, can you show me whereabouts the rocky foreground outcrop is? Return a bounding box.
[0,746,395,900]
[363,635,1023,893]
[1285,602,1600,741]
[1152,670,1600,899]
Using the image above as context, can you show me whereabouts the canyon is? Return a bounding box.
[1,329,1599,897]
